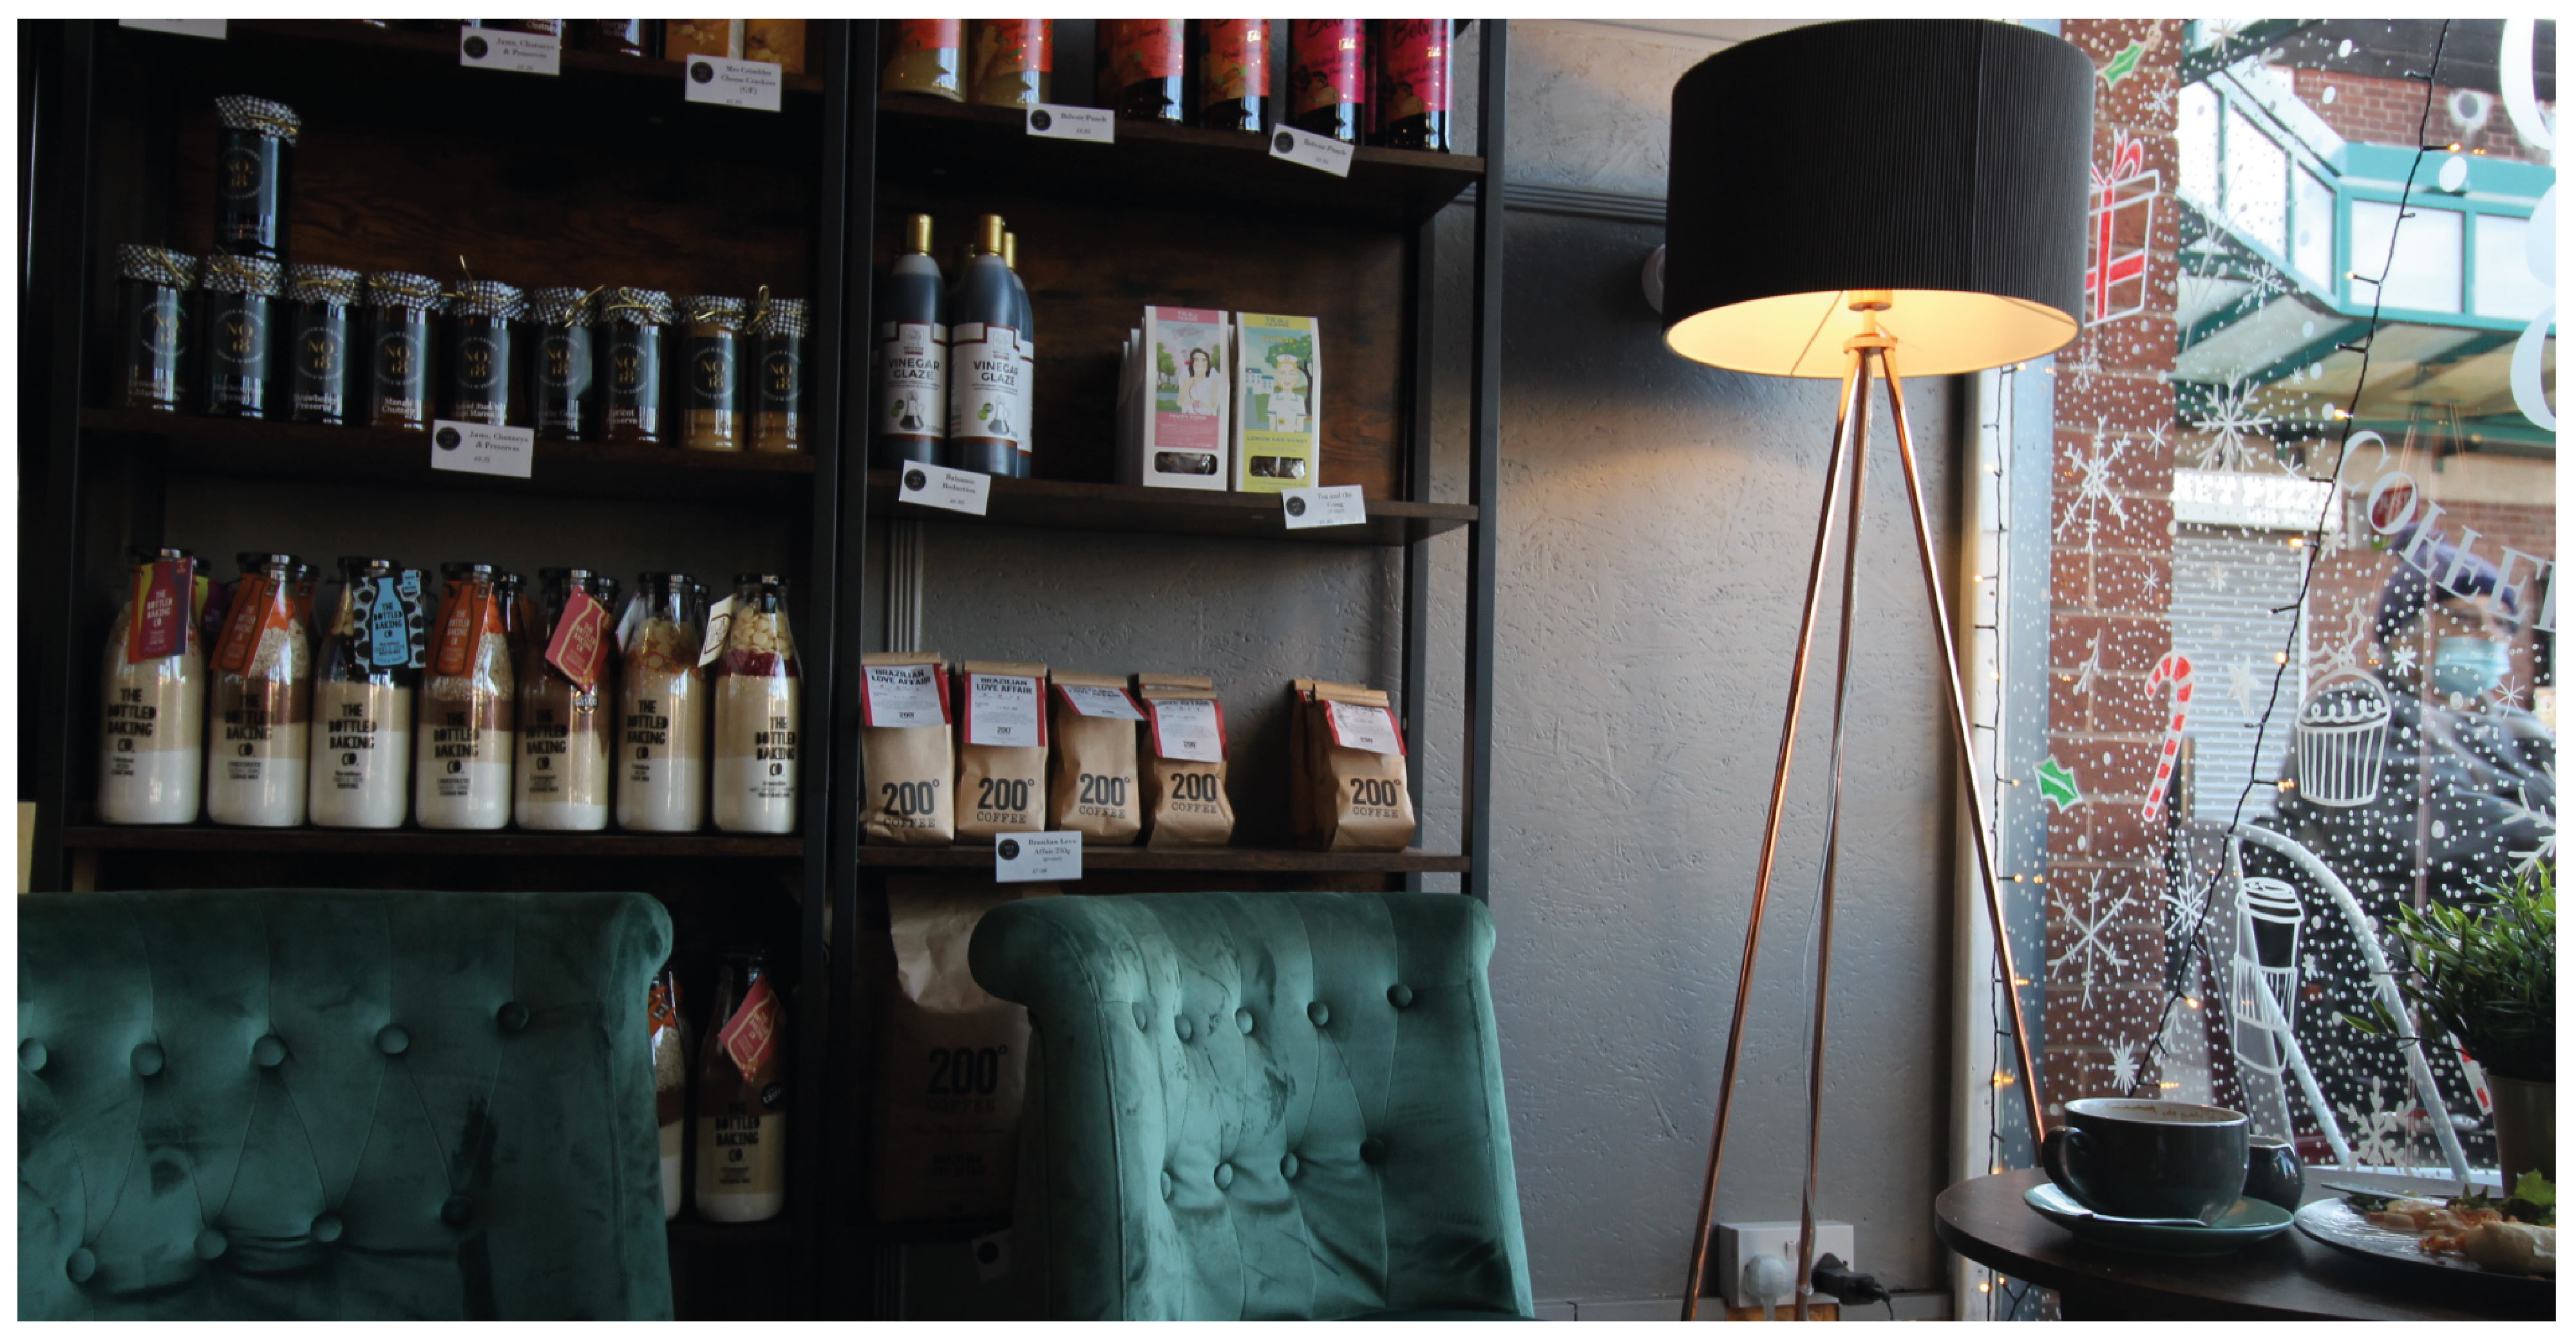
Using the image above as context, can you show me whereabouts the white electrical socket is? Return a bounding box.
[1714,1221,1855,1310]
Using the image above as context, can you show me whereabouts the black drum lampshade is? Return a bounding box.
[1662,20,2096,378]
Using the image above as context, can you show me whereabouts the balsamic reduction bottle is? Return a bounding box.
[1098,19,1186,123]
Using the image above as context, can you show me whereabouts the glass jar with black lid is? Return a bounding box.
[676,294,746,453]
[600,287,674,446]
[283,264,362,426]
[527,287,597,440]
[198,252,285,419]
[213,95,299,265]
[366,271,443,431]
[748,296,808,454]
[115,245,198,413]
[442,279,526,426]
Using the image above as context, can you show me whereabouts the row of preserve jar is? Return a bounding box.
[116,247,808,453]
[99,549,799,834]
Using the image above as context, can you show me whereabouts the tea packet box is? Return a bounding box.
[1232,312,1320,492]
[1118,305,1231,491]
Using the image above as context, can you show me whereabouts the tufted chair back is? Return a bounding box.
[17,889,674,1321]
[969,891,1531,1321]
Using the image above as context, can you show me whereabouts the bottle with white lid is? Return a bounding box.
[205,551,313,826]
[712,573,799,834]
[309,556,424,829]
[415,561,515,829]
[616,572,707,832]
[517,567,618,831]
[99,547,207,824]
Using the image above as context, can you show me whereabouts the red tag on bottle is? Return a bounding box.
[719,978,780,1084]
[648,978,679,1035]
[126,557,194,663]
[211,574,295,675]
[433,578,497,677]
[544,587,611,692]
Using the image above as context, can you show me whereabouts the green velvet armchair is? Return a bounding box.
[17,889,674,1321]
[969,890,1533,1321]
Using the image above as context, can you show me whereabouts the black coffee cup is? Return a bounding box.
[2041,1098,2249,1224]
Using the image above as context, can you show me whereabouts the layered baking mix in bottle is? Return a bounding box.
[696,945,788,1224]
[416,562,515,830]
[99,548,207,825]
[712,574,799,834]
[650,961,691,1220]
[618,572,706,832]
[205,551,313,827]
[309,556,424,829]
[516,567,617,831]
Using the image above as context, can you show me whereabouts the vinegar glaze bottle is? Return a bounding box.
[945,214,1025,477]
[1002,229,1035,479]
[873,214,947,467]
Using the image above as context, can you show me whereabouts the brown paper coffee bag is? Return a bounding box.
[860,651,956,846]
[1291,679,1375,848]
[1137,673,1233,849]
[956,659,1048,837]
[873,877,1048,1222]
[1312,683,1416,851]
[1047,670,1143,844]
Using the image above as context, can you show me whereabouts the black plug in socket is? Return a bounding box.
[1809,1252,1890,1307]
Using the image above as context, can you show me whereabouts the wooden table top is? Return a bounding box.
[1935,1168,2554,1321]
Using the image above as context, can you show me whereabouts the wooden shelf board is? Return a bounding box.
[83,409,814,504]
[866,469,1471,545]
[856,846,1471,873]
[62,824,802,859]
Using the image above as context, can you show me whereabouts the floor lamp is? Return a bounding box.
[1656,21,2096,1319]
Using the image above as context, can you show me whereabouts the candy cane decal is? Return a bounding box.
[2142,653,2194,824]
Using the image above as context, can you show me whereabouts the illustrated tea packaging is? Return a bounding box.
[1118,305,1231,490]
[1232,312,1320,491]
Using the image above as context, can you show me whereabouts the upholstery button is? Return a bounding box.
[65,1247,96,1284]
[1159,1171,1174,1200]
[252,1035,287,1068]
[1175,1017,1195,1043]
[1387,983,1414,1008]
[375,1025,410,1057]
[310,1213,344,1244]
[441,1195,474,1227]
[1307,1001,1331,1028]
[1281,1153,1302,1180]
[1361,1137,1387,1166]
[495,1002,529,1034]
[1234,1008,1255,1035]
[20,1039,46,1072]
[1215,1162,1235,1190]
[1132,1002,1151,1032]
[131,1043,165,1077]
[194,1228,228,1260]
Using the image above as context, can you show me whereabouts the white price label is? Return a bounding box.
[1027,103,1115,143]
[697,595,735,667]
[459,28,560,75]
[1281,484,1367,529]
[428,421,535,479]
[898,463,992,516]
[121,19,226,38]
[995,831,1083,883]
[683,54,784,112]
[966,674,1042,747]
[1269,125,1356,178]
[1148,699,1226,763]
[1324,700,1403,756]
[863,663,949,727]
[1059,683,1145,721]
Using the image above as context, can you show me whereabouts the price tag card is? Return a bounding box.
[898,463,992,516]
[1059,683,1145,720]
[862,663,949,727]
[1324,700,1404,755]
[1148,699,1226,763]
[995,831,1083,883]
[683,54,784,112]
[1281,484,1367,529]
[1027,103,1114,143]
[121,19,226,38]
[1269,126,1356,178]
[965,674,1042,747]
[459,28,560,75]
[697,594,736,667]
[428,421,535,479]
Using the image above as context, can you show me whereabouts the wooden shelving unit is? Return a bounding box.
[61,824,802,859]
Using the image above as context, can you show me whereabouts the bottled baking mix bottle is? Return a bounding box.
[212,95,298,266]
[967,19,1050,108]
[527,287,596,441]
[882,19,963,100]
[117,245,197,412]
[442,279,526,426]
[749,295,807,453]
[309,556,422,829]
[649,961,691,1220]
[696,946,788,1224]
[205,552,312,827]
[712,574,799,835]
[945,214,1025,477]
[516,567,616,831]
[873,214,947,468]
[1003,230,1036,478]
[1191,19,1269,133]
[198,253,285,419]
[617,572,707,833]
[284,264,361,426]
[1372,20,1451,151]
[99,547,205,825]
[1099,19,1186,122]
[600,287,674,446]
[416,562,515,830]
[677,295,746,453]
[1289,19,1368,144]
[366,270,443,431]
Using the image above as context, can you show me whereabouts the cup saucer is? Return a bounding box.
[2025,1181,2295,1256]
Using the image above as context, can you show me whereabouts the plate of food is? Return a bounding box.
[2293,1170,2555,1306]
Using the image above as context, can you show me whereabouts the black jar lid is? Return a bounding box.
[600,287,675,325]
[285,264,363,305]
[200,253,285,297]
[448,279,526,321]
[115,244,198,289]
[213,94,301,145]
[677,294,746,330]
[366,271,445,312]
[526,287,594,326]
